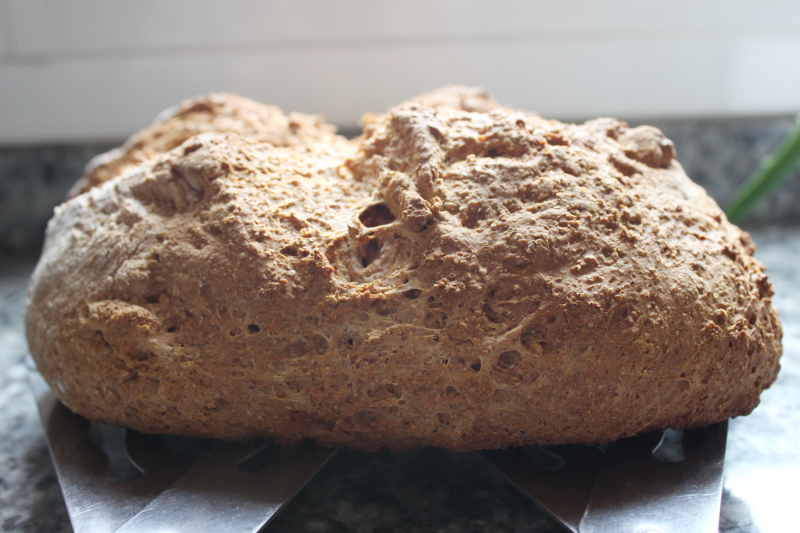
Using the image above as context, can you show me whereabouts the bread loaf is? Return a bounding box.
[26,88,782,451]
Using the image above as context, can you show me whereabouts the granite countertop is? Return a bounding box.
[1,227,798,533]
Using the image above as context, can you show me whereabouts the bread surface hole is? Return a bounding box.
[359,203,396,228]
[403,289,422,299]
[359,238,382,268]
[497,350,521,370]
[423,311,447,329]
[483,303,502,323]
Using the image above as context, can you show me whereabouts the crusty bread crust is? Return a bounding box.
[67,93,346,198]
[27,88,782,451]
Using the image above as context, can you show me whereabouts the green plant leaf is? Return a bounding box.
[725,114,800,224]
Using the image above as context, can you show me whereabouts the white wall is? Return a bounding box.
[1,0,799,144]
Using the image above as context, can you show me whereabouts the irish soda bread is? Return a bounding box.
[26,88,782,451]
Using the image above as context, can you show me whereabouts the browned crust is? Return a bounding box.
[68,93,347,198]
[28,87,782,451]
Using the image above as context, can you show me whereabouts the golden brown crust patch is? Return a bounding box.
[68,93,347,198]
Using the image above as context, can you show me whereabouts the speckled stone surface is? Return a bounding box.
[0,143,115,255]
[0,259,73,533]
[1,226,799,532]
